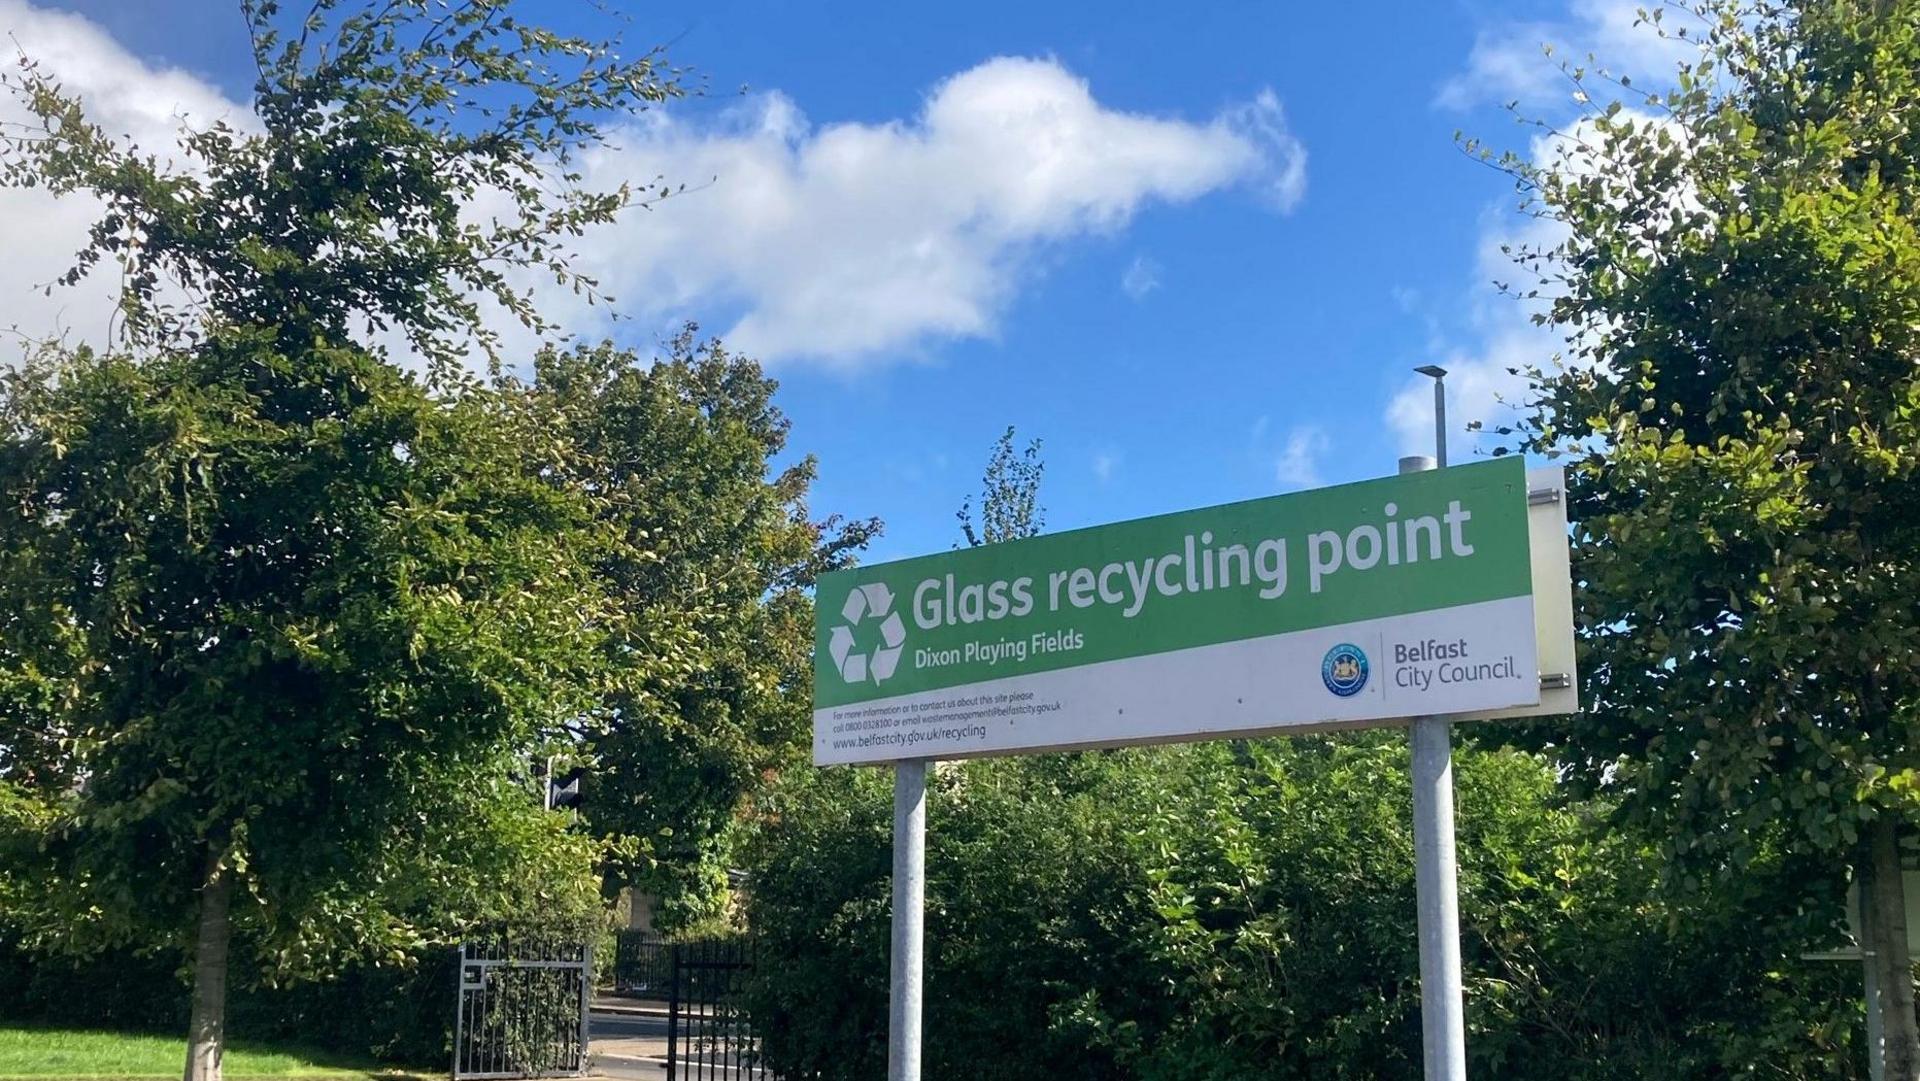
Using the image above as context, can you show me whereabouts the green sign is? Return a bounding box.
[814,457,1544,764]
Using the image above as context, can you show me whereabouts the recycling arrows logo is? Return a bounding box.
[829,583,907,685]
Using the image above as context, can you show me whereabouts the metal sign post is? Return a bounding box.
[889,759,927,1081]
[1407,365,1468,1080]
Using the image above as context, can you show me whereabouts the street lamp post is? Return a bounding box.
[1406,364,1466,1081]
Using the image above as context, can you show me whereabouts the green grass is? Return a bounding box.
[0,1025,436,1081]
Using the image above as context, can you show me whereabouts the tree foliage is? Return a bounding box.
[1483,0,1920,896]
[512,329,878,922]
[0,0,686,369]
[0,2,697,1075]
[1472,3,1920,1066]
[957,426,1045,548]
[0,335,613,964]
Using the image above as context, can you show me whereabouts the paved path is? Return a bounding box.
[588,999,761,1080]
[589,1007,669,1080]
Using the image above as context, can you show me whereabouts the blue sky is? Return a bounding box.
[4,0,1691,563]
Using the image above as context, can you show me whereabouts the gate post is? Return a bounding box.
[452,943,467,1081]
[578,943,592,1077]
[666,944,680,1081]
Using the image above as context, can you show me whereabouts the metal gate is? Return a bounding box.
[667,939,771,1080]
[611,932,672,996]
[453,937,592,1079]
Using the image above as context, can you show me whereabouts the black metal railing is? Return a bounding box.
[666,937,769,1081]
[610,931,673,997]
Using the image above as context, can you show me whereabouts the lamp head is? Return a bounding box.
[1413,364,1448,380]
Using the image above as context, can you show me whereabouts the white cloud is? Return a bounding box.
[1092,450,1121,483]
[1120,254,1161,300]
[0,0,251,353]
[1436,0,1697,111]
[0,6,1303,373]
[1247,413,1331,490]
[1274,425,1328,489]
[1225,88,1307,212]
[554,58,1304,368]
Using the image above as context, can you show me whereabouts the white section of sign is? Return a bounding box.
[814,594,1539,765]
[1459,465,1578,722]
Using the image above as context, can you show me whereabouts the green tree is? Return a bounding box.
[514,330,877,923]
[957,426,1045,547]
[1481,0,1920,1070]
[0,3,690,1078]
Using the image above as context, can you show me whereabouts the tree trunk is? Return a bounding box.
[1867,817,1920,1081]
[183,847,232,1081]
